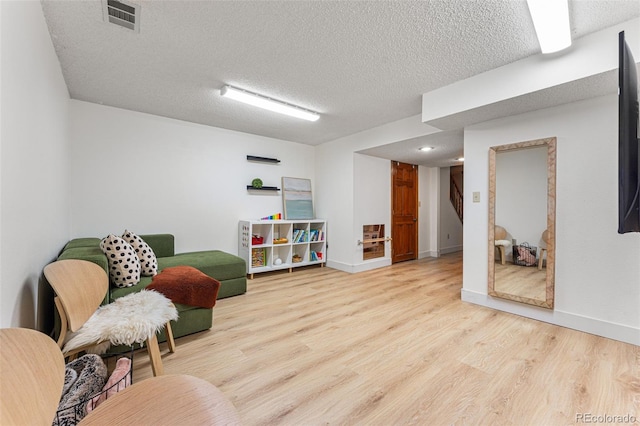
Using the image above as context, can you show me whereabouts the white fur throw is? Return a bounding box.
[63,290,178,354]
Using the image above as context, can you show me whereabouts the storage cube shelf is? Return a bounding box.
[239,219,326,278]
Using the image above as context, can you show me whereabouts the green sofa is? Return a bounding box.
[54,234,247,341]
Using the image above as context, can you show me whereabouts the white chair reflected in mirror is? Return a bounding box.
[538,229,549,270]
[494,225,511,265]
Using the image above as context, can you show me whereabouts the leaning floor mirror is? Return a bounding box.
[488,137,556,309]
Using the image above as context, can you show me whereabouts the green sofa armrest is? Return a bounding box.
[62,237,102,250]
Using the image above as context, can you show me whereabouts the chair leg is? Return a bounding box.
[538,248,546,270]
[165,321,176,353]
[498,246,506,265]
[146,334,164,376]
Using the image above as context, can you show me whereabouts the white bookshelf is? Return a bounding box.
[239,219,326,278]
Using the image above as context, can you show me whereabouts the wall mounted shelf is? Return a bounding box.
[246,185,280,191]
[247,155,280,164]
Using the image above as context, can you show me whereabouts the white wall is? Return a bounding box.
[0,1,70,329]
[69,101,315,255]
[462,94,640,345]
[316,114,441,272]
[71,105,440,275]
[353,153,392,271]
[418,166,438,258]
[352,157,443,267]
[315,140,356,269]
[439,167,464,254]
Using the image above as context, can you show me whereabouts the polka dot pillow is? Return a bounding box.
[100,235,141,288]
[122,230,158,277]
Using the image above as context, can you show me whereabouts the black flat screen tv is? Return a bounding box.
[618,31,640,234]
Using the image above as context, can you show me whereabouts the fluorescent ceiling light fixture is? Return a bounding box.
[526,0,571,54]
[419,146,434,152]
[220,85,319,121]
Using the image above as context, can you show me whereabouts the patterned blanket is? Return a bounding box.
[54,355,107,426]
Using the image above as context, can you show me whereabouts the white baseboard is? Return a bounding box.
[461,289,640,346]
[326,258,391,274]
[419,250,439,259]
[440,245,463,255]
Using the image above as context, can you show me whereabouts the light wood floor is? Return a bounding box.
[131,252,639,426]
[494,261,546,301]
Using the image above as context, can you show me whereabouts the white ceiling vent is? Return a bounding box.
[102,0,140,32]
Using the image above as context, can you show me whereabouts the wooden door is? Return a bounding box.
[392,161,418,263]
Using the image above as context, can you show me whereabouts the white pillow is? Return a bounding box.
[122,230,158,276]
[100,235,141,288]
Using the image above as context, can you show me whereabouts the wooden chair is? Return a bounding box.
[538,229,549,270]
[0,328,65,425]
[78,374,241,425]
[1,328,240,426]
[44,259,177,376]
[494,225,511,265]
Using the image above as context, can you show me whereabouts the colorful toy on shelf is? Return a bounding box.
[239,219,326,279]
[260,213,282,220]
[251,248,265,267]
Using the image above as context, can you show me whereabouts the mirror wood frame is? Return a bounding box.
[488,137,556,309]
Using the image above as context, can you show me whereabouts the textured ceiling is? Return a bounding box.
[358,129,465,168]
[41,0,639,166]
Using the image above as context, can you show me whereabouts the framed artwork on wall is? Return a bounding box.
[282,177,314,219]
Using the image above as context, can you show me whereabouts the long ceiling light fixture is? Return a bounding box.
[526,0,572,54]
[220,85,320,122]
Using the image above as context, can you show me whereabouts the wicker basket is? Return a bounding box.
[54,351,133,426]
[512,242,537,266]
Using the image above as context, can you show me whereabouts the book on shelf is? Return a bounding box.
[309,251,324,261]
[309,229,324,241]
[292,229,308,243]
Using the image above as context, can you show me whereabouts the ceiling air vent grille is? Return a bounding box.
[103,0,140,32]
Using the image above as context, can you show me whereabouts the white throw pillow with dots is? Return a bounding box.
[122,230,158,277]
[100,235,141,287]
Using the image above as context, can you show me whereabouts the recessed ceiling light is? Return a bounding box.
[419,146,434,152]
[220,85,320,121]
